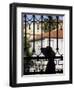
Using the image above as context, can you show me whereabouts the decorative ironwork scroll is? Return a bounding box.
[23,14,64,75]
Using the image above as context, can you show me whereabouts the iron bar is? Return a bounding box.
[48,16,51,47]
[56,16,59,51]
[32,15,35,53]
[41,15,43,48]
[24,55,63,59]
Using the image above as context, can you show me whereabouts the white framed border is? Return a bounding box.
[16,7,70,84]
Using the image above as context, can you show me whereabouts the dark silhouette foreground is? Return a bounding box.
[41,46,56,74]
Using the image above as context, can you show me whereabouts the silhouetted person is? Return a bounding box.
[41,46,55,74]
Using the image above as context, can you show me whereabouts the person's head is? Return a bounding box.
[41,46,55,57]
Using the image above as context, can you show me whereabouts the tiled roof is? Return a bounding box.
[27,29,63,41]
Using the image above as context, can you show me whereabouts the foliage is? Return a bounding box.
[24,36,32,57]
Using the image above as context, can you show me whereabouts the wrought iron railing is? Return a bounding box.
[22,14,63,75]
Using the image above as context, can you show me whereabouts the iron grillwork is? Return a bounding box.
[22,14,63,75]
